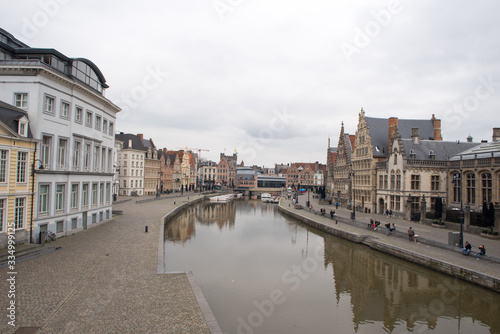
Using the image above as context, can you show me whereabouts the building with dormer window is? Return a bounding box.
[0,28,120,243]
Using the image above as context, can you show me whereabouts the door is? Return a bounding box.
[82,212,87,230]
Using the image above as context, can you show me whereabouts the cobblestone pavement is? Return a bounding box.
[283,196,500,281]
[1,193,211,334]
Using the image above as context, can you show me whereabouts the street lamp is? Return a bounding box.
[306,187,310,208]
[453,171,464,248]
[30,158,44,244]
[350,171,355,220]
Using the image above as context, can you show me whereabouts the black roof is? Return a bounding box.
[115,133,147,151]
[0,100,33,138]
[366,117,435,157]
[401,139,480,161]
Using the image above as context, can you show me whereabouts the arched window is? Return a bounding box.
[396,170,401,190]
[466,173,475,204]
[452,172,461,202]
[390,170,395,189]
[393,149,398,164]
[481,173,492,203]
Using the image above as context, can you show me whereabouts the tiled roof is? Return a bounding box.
[115,133,147,151]
[401,139,480,161]
[0,100,33,138]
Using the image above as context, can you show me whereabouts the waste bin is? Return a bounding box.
[448,232,460,246]
[40,231,46,245]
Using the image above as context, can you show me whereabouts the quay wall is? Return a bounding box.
[278,205,500,293]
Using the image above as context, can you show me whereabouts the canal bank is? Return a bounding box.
[0,193,218,334]
[278,198,500,293]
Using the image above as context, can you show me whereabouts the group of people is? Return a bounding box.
[462,241,486,259]
[368,219,396,235]
[385,209,393,218]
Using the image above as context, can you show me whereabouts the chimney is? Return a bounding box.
[388,117,398,151]
[128,139,132,147]
[481,140,488,143]
[137,134,143,140]
[431,114,442,141]
[493,128,500,142]
[411,128,419,144]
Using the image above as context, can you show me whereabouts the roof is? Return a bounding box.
[0,100,33,138]
[450,140,500,160]
[366,117,435,157]
[115,133,147,151]
[401,139,481,161]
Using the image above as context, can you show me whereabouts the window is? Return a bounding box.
[75,106,83,123]
[14,93,28,108]
[58,138,67,170]
[390,172,395,190]
[396,172,401,190]
[103,119,108,133]
[123,180,126,188]
[82,183,89,207]
[71,184,79,209]
[0,199,4,232]
[56,184,65,212]
[482,173,492,203]
[431,175,440,191]
[14,198,25,229]
[393,151,398,164]
[107,149,112,172]
[101,147,106,171]
[106,183,111,203]
[85,111,93,127]
[109,122,114,135]
[73,141,81,170]
[60,101,70,118]
[41,135,52,169]
[95,115,101,130]
[92,183,97,205]
[410,174,420,190]
[16,151,27,183]
[39,184,49,215]
[44,95,55,114]
[19,121,27,137]
[100,183,104,204]
[71,218,77,229]
[383,175,388,189]
[466,173,475,204]
[84,143,91,170]
[409,149,416,159]
[0,150,7,182]
[56,220,64,233]
[93,145,99,171]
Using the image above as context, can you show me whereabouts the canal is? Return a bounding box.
[164,200,500,334]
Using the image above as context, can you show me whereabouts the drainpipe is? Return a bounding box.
[29,145,37,244]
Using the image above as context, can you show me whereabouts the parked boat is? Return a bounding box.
[261,193,272,202]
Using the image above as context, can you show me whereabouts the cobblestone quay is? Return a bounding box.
[279,197,500,293]
[1,194,215,334]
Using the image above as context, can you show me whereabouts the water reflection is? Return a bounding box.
[164,200,500,333]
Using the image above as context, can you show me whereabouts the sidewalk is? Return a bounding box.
[0,193,213,334]
[281,196,500,290]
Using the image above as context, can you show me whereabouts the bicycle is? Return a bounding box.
[46,230,56,242]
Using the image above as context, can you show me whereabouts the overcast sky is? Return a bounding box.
[2,0,499,167]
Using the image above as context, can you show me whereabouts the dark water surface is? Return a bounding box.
[164,200,500,334]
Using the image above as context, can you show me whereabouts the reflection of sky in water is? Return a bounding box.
[164,200,500,334]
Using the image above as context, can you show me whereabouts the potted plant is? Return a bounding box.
[481,228,500,239]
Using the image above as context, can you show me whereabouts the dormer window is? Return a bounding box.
[18,117,28,137]
[429,150,435,160]
[409,149,416,159]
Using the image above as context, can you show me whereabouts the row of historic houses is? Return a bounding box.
[326,109,500,227]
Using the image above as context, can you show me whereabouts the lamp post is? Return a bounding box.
[453,171,464,248]
[350,171,355,220]
[30,158,44,244]
[306,187,310,208]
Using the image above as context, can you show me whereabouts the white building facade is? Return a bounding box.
[0,28,120,242]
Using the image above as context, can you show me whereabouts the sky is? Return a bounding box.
[1,0,499,167]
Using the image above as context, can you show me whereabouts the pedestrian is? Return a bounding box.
[390,223,396,233]
[462,241,472,256]
[408,227,415,241]
[385,209,389,216]
[477,245,486,259]
[330,210,335,219]
[335,202,339,210]
[389,209,392,218]
[385,223,391,236]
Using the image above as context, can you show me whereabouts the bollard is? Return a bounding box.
[145,226,148,233]
[174,201,175,205]
[335,220,338,224]
[188,197,189,200]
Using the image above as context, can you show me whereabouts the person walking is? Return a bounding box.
[385,223,391,236]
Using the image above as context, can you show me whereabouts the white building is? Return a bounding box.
[0,28,121,242]
[114,133,146,196]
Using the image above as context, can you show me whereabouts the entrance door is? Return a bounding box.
[82,212,87,230]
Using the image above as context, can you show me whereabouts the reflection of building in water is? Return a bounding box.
[323,237,500,333]
[195,201,236,230]
[164,208,196,245]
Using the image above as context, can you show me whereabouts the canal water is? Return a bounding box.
[164,200,500,334]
